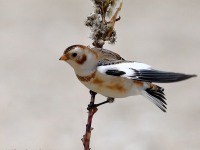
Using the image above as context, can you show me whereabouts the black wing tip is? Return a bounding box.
[181,74,197,81]
[190,74,197,78]
[138,70,197,83]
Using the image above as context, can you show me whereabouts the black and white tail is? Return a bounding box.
[142,85,167,112]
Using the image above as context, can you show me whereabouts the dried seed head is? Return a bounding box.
[87,0,122,47]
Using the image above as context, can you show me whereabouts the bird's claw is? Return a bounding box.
[87,103,98,110]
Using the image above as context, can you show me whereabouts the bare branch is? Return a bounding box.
[82,91,97,150]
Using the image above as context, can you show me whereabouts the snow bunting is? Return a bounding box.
[59,45,196,112]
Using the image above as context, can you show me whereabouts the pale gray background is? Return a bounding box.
[0,0,200,150]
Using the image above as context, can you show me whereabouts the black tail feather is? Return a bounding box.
[143,85,167,112]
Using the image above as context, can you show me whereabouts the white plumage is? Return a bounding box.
[60,45,196,112]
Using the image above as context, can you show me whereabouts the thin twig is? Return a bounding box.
[82,91,97,150]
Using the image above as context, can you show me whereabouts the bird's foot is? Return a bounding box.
[107,97,115,103]
[87,97,115,110]
[87,103,99,110]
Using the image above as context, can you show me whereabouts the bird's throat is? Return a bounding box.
[76,72,96,82]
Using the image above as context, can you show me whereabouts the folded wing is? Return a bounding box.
[97,61,196,83]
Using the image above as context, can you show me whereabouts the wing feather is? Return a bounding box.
[97,61,196,83]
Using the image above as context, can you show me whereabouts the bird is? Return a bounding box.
[59,45,196,112]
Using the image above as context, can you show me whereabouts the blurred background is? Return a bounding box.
[0,0,200,149]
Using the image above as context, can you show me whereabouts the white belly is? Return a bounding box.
[80,72,141,98]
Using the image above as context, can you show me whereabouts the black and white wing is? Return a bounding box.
[97,60,196,83]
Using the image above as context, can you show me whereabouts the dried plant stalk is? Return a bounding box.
[82,1,123,149]
[85,0,123,48]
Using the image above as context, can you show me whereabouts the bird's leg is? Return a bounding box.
[88,90,97,106]
[87,97,115,110]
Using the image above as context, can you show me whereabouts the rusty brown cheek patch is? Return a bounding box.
[133,80,144,87]
[76,72,96,82]
[76,54,87,64]
[106,84,126,93]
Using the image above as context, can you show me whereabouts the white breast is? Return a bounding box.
[80,72,141,98]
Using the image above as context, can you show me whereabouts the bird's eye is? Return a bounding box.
[72,53,77,57]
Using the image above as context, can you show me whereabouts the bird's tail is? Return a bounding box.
[142,84,167,112]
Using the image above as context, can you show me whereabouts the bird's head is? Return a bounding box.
[59,45,98,76]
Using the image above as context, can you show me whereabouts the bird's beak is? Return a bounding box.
[59,55,68,61]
